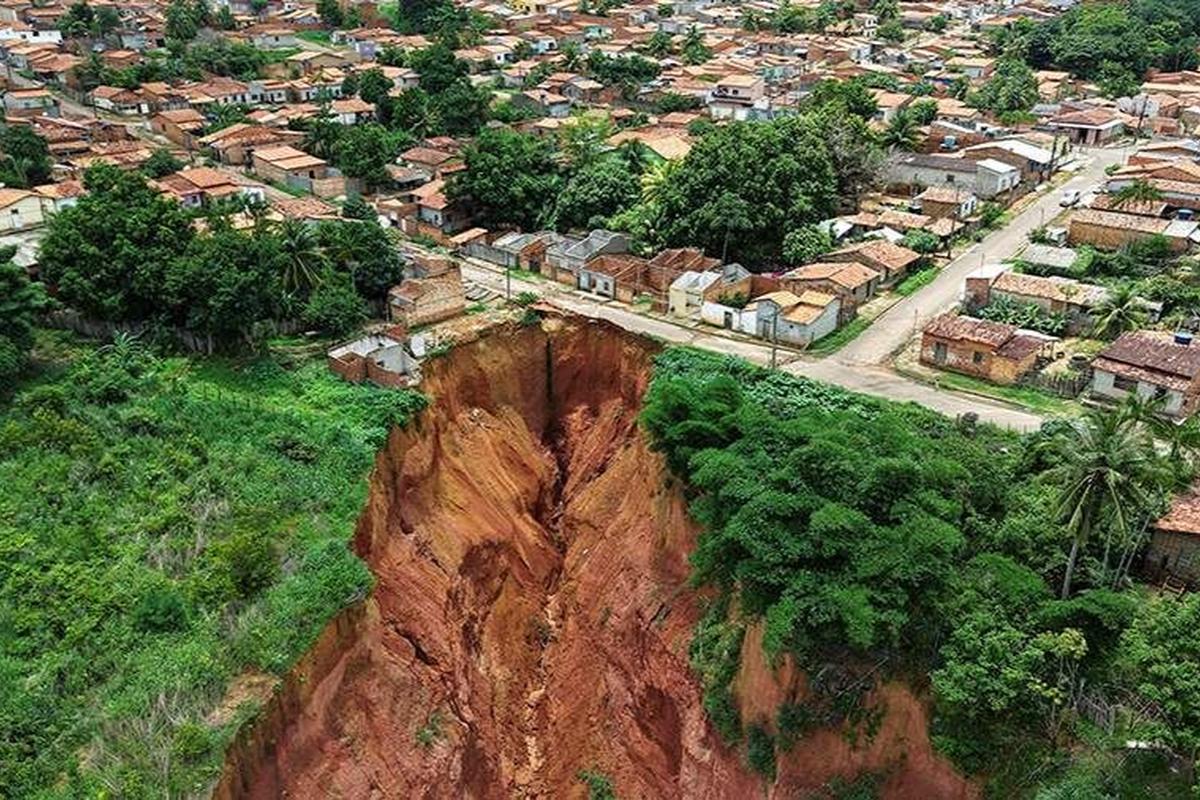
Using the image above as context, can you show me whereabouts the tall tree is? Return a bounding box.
[0,247,45,382]
[881,109,920,151]
[447,127,561,230]
[276,218,329,298]
[1091,284,1148,338]
[1046,410,1161,598]
[1111,178,1164,209]
[38,164,195,321]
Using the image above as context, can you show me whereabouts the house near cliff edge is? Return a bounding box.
[388,259,466,328]
[327,326,421,389]
[1147,486,1200,587]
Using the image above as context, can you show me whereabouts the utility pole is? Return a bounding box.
[769,307,779,369]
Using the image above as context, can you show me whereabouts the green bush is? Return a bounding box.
[746,724,777,780]
[0,336,424,796]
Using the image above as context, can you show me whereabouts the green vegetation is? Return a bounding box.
[992,0,1200,82]
[619,112,879,265]
[978,296,1068,336]
[927,370,1079,416]
[0,334,425,796]
[806,317,872,356]
[0,247,47,383]
[893,265,938,297]
[641,347,1196,795]
[37,164,404,348]
[0,124,53,188]
[577,768,617,799]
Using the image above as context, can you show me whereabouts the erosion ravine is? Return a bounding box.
[212,317,976,800]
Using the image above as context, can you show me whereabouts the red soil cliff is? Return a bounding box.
[214,317,977,800]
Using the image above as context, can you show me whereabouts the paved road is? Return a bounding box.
[836,148,1125,367]
[460,261,1047,431]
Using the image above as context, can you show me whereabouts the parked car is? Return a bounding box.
[1060,189,1081,207]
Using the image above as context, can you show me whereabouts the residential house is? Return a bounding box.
[963,139,1055,184]
[1068,208,1200,253]
[1092,330,1200,417]
[251,145,344,198]
[1147,487,1200,585]
[577,253,651,300]
[668,270,722,318]
[388,263,466,328]
[709,74,767,121]
[826,240,921,285]
[327,328,420,389]
[964,270,1112,335]
[1048,107,1125,145]
[155,167,263,209]
[517,88,572,117]
[1018,244,1079,274]
[410,178,470,237]
[780,260,881,320]
[150,109,207,149]
[3,87,57,118]
[886,152,1020,199]
[90,85,148,115]
[920,314,1051,385]
[753,290,841,347]
[33,179,84,214]
[0,188,43,231]
[544,229,630,285]
[916,185,978,220]
[199,124,305,166]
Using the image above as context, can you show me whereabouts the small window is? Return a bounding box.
[1113,375,1138,392]
[972,351,984,365]
[946,174,956,184]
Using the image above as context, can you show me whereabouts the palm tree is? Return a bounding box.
[1046,409,1161,598]
[276,218,328,297]
[881,110,920,151]
[560,41,583,71]
[740,8,766,30]
[1111,178,1164,209]
[640,159,679,206]
[1091,284,1148,338]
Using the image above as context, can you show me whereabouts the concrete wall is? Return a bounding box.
[1091,368,1186,415]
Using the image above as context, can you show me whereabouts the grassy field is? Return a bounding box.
[0,331,424,798]
[296,30,333,44]
[806,317,871,357]
[894,265,939,297]
[931,370,1081,416]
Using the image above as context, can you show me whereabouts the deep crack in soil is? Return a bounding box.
[213,317,977,800]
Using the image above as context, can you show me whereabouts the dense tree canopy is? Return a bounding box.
[448,127,562,231]
[0,248,44,383]
[37,164,403,346]
[0,125,53,188]
[653,116,840,265]
[642,348,1193,795]
[553,157,641,232]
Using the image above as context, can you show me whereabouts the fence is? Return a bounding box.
[1017,370,1091,398]
[46,310,305,355]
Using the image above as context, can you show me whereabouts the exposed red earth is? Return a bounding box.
[214,317,977,800]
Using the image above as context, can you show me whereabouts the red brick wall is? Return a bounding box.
[328,354,366,383]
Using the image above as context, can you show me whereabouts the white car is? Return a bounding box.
[1059,189,1081,207]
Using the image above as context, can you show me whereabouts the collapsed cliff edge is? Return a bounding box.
[214,315,977,800]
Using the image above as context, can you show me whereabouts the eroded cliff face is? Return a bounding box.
[215,317,976,800]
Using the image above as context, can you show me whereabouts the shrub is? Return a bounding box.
[303,274,368,337]
[133,585,190,634]
[577,768,617,800]
[746,724,777,779]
